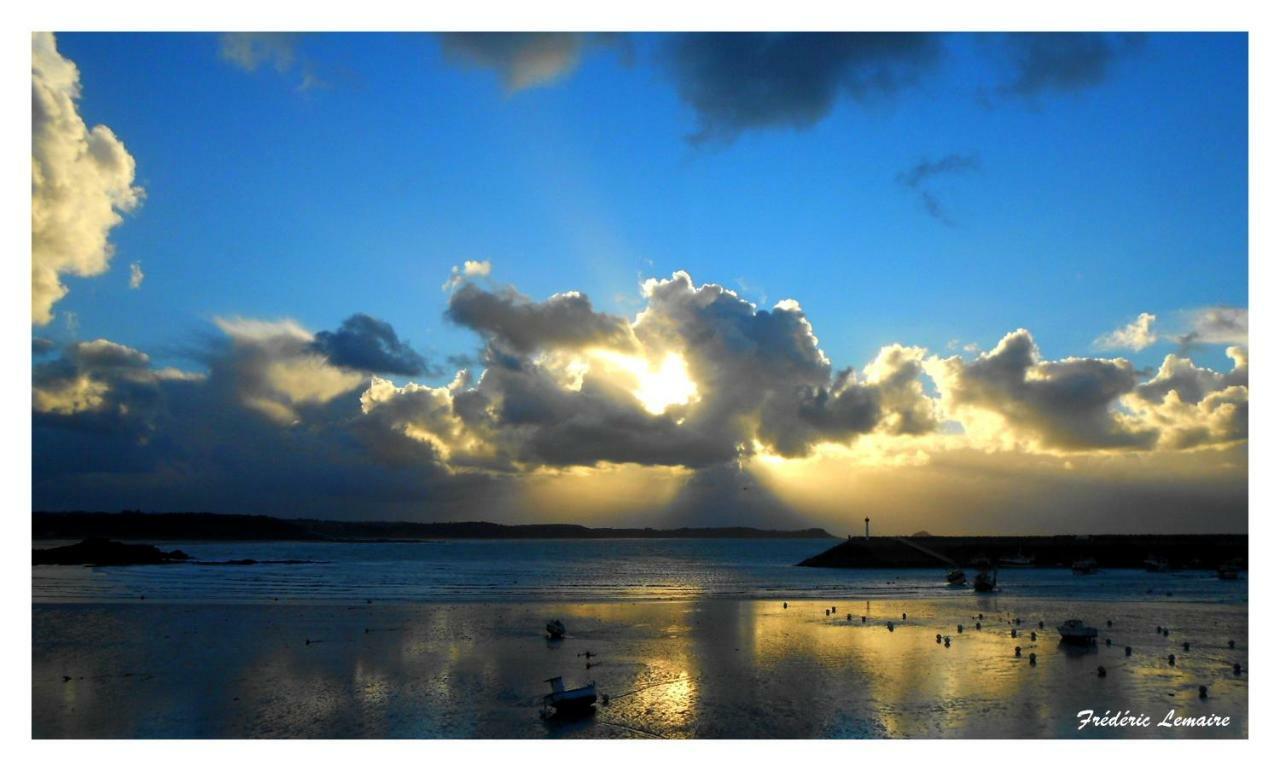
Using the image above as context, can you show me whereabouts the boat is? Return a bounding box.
[1143,557,1169,572]
[542,676,597,715]
[946,568,967,586]
[546,619,566,639]
[1000,551,1034,567]
[1071,559,1098,575]
[1217,562,1241,580]
[1057,619,1099,644]
[973,568,997,592]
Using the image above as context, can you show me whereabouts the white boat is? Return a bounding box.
[542,676,597,714]
[1057,619,1099,644]
[546,620,566,639]
[1000,552,1035,567]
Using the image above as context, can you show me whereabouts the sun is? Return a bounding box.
[590,350,700,415]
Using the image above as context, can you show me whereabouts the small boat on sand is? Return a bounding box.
[542,676,597,715]
[546,620,566,639]
[1071,559,1098,575]
[1057,619,1099,645]
[946,568,967,586]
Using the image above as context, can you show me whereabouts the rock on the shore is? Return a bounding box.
[33,538,190,566]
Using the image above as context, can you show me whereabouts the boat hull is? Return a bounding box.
[545,685,597,713]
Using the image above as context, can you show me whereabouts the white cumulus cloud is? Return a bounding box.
[32,31,143,325]
[1095,312,1157,351]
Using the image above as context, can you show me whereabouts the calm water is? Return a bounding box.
[32,538,1247,604]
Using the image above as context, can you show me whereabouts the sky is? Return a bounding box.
[31,32,1249,534]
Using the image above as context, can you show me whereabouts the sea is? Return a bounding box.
[31,538,1248,605]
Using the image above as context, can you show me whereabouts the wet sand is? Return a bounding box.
[32,597,1246,738]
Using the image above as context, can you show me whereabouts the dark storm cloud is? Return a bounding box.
[310,313,432,376]
[446,283,637,355]
[661,32,944,143]
[32,337,56,356]
[996,33,1145,98]
[896,154,980,224]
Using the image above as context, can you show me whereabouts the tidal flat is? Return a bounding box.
[32,597,1246,739]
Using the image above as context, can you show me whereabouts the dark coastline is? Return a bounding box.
[799,534,1248,570]
[32,511,835,542]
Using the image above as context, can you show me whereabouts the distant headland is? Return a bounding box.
[32,511,835,542]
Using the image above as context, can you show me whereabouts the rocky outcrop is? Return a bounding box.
[33,538,190,566]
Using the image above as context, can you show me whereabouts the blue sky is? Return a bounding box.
[47,32,1246,380]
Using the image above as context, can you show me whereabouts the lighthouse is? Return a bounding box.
[865,517,870,540]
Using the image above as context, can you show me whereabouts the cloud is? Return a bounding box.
[217,33,328,91]
[442,259,493,291]
[1174,306,1247,351]
[309,313,431,376]
[128,261,144,290]
[927,329,1157,451]
[896,154,980,224]
[661,33,943,143]
[32,275,1249,525]
[33,331,466,517]
[357,272,942,472]
[213,317,366,423]
[1095,312,1157,351]
[928,328,1247,453]
[33,338,198,433]
[995,33,1145,99]
[218,32,298,73]
[446,282,638,356]
[1124,350,1247,451]
[32,32,143,325]
[438,33,626,92]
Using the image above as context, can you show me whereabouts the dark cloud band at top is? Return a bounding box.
[663,32,944,143]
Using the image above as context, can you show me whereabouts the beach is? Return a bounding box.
[33,596,1247,738]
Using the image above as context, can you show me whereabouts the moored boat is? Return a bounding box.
[946,568,967,586]
[542,676,597,715]
[999,551,1034,567]
[1143,556,1169,572]
[1217,562,1241,580]
[973,568,997,592]
[1057,619,1099,644]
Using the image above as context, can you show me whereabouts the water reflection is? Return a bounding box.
[33,597,1246,738]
